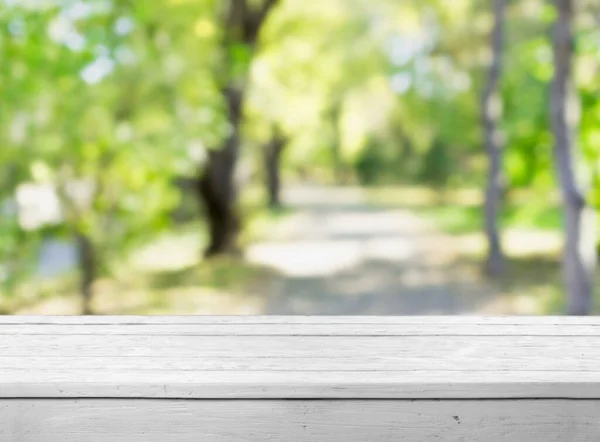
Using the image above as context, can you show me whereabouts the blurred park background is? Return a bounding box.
[1,0,600,315]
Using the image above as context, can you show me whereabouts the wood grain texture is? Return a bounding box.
[2,399,600,441]
[4,315,600,324]
[1,316,599,399]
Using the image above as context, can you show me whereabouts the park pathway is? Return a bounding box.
[246,184,516,315]
[12,184,544,315]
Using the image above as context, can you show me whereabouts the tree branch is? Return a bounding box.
[243,0,279,44]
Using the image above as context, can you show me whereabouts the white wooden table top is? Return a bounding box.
[1,316,599,399]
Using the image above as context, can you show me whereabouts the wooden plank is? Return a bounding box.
[2,335,599,368]
[3,371,600,399]
[2,316,599,399]
[3,353,600,371]
[2,399,599,441]
[2,315,600,325]
[3,322,600,336]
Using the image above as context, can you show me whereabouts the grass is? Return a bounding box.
[365,185,588,315]
[1,195,293,315]
[367,185,563,234]
[146,257,274,292]
[4,255,278,315]
[415,203,562,235]
[93,256,278,315]
[242,204,294,245]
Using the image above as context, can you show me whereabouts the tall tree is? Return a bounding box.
[551,0,596,315]
[482,0,506,277]
[328,100,347,185]
[263,126,286,209]
[197,0,278,257]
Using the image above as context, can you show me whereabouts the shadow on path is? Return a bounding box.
[246,185,518,315]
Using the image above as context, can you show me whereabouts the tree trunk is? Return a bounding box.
[331,104,346,186]
[482,0,506,277]
[551,0,596,315]
[264,131,286,209]
[197,87,242,257]
[75,232,96,315]
[196,0,279,257]
[329,103,346,185]
[332,145,343,185]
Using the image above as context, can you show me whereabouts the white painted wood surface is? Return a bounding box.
[2,399,600,441]
[1,316,599,441]
[0,316,600,399]
[1,316,600,399]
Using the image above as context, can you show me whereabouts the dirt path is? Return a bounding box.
[246,185,517,315]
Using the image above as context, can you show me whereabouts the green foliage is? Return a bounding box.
[0,0,222,289]
[2,0,600,310]
[355,141,386,186]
